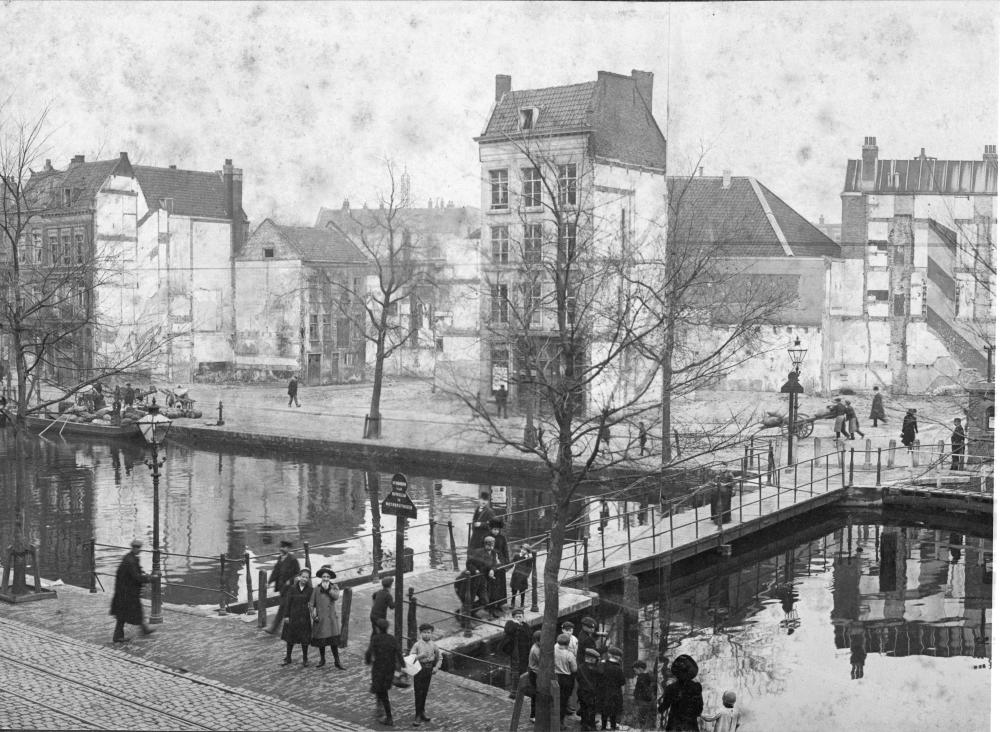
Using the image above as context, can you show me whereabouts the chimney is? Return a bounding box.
[342,198,350,211]
[43,159,53,172]
[495,74,511,102]
[222,159,235,219]
[631,69,654,109]
[119,152,128,162]
[984,145,997,163]
[861,136,878,191]
[168,164,177,170]
[428,198,433,209]
[69,154,85,166]
[722,169,732,190]
[819,214,825,225]
[222,159,244,255]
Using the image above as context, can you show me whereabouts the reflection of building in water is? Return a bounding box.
[831,525,992,659]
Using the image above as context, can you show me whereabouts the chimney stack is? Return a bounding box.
[495,74,511,102]
[70,154,85,166]
[631,69,654,109]
[342,198,350,211]
[168,164,177,169]
[699,167,704,177]
[222,159,244,255]
[984,144,997,163]
[722,170,732,190]
[861,136,878,191]
[43,159,53,171]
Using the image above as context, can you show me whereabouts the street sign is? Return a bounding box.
[381,472,417,519]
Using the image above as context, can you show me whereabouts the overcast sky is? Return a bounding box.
[2,1,995,225]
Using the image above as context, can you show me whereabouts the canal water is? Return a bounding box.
[1,432,991,730]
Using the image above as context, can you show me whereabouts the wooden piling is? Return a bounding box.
[339,586,353,647]
[257,570,267,628]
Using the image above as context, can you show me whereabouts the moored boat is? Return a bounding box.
[23,414,142,440]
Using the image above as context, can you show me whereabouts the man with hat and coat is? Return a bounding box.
[487,518,510,612]
[110,539,153,642]
[469,492,496,555]
[280,568,314,666]
[267,540,301,634]
[309,565,344,669]
[658,655,704,731]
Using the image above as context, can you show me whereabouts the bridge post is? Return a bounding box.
[813,437,821,466]
[849,449,855,487]
[244,551,254,615]
[876,448,882,486]
[625,513,632,560]
[257,570,267,628]
[912,440,921,466]
[809,460,814,497]
[841,451,847,488]
[863,439,872,467]
[582,536,589,589]
[668,506,674,548]
[937,440,946,472]
[793,462,798,502]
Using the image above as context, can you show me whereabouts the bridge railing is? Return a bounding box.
[840,439,994,489]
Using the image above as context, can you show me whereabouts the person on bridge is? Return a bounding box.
[266,540,301,634]
[469,492,496,553]
[951,418,966,470]
[901,408,919,449]
[280,568,314,666]
[453,561,485,626]
[366,618,405,727]
[309,566,344,669]
[110,539,154,643]
[869,386,887,427]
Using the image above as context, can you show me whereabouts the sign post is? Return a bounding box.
[381,473,417,645]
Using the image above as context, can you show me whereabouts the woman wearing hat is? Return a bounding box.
[280,568,314,667]
[309,566,344,669]
[658,655,703,731]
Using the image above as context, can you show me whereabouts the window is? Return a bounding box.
[518,108,537,130]
[344,352,357,367]
[31,231,41,264]
[867,290,889,302]
[867,240,888,267]
[558,223,577,261]
[63,188,72,207]
[47,230,59,266]
[491,284,509,323]
[524,224,543,264]
[309,314,319,342]
[491,226,509,264]
[336,319,350,348]
[558,164,577,206]
[263,247,275,259]
[521,167,541,208]
[490,169,509,210]
[321,314,331,341]
[59,229,71,265]
[74,228,85,264]
[523,282,542,325]
[435,337,444,352]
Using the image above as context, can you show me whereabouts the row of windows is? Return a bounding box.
[308,315,354,348]
[11,228,87,266]
[489,164,577,210]
[489,283,576,326]
[490,224,576,264]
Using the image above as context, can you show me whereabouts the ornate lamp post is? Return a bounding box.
[136,398,172,624]
[785,337,808,466]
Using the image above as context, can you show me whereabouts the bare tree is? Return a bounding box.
[323,162,439,438]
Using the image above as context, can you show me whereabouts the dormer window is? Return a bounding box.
[63,188,72,207]
[518,107,539,131]
[263,247,275,259]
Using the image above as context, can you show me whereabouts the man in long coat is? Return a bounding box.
[110,540,152,642]
[267,540,300,633]
[469,492,496,555]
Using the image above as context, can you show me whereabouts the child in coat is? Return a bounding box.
[598,647,626,730]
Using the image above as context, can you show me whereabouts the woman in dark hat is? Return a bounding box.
[901,408,918,449]
[309,565,344,669]
[487,518,509,612]
[280,568,313,667]
[658,654,703,731]
[365,618,405,727]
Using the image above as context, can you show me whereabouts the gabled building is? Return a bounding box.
[837,139,997,392]
[234,219,370,384]
[5,153,246,385]
[666,173,841,391]
[474,70,667,410]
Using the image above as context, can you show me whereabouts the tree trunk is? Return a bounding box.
[660,312,675,464]
[367,317,388,438]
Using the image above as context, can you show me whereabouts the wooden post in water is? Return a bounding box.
[887,440,896,467]
[244,551,253,615]
[625,515,632,560]
[912,440,921,466]
[849,449,855,487]
[89,538,97,593]
[339,587,352,647]
[257,570,267,628]
[218,553,227,615]
[407,586,418,648]
[876,448,882,486]
[447,521,459,571]
[814,437,822,466]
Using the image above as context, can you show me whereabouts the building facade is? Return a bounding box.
[836,139,997,393]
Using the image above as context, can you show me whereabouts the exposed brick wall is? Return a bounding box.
[840,194,867,260]
[592,73,665,171]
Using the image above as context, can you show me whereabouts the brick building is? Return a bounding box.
[835,139,997,393]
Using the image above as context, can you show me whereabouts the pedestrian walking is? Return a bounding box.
[901,408,918,449]
[658,655,704,731]
[869,386,887,427]
[509,543,534,608]
[599,499,611,532]
[370,576,395,634]
[495,384,508,418]
[638,421,648,456]
[280,568,313,666]
[110,540,153,643]
[598,647,626,731]
[468,492,496,553]
[831,397,849,439]
[123,382,135,407]
[409,622,442,726]
[845,400,864,439]
[503,608,532,698]
[630,660,657,731]
[487,519,509,612]
[309,566,344,669]
[366,618,405,727]
[554,634,579,725]
[951,418,966,471]
[266,540,301,634]
[287,375,300,407]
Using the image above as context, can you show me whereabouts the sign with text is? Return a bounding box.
[381,472,417,519]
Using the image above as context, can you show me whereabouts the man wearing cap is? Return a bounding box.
[554,633,578,724]
[266,540,301,634]
[469,536,501,617]
[110,540,153,643]
[503,608,532,698]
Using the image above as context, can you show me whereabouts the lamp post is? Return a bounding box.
[137,398,172,624]
[785,337,808,466]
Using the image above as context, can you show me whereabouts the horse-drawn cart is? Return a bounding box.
[761,405,836,438]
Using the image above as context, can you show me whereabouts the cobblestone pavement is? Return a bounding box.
[0,615,367,731]
[0,584,550,732]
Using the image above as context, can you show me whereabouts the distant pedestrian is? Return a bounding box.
[287,375,300,407]
[266,540,301,634]
[308,566,344,669]
[503,608,532,698]
[495,384,508,418]
[658,655,704,731]
[509,543,535,608]
[638,421,648,456]
[845,400,864,439]
[831,397,849,439]
[487,519,510,612]
[110,540,153,643]
[554,634,579,724]
[366,618,404,727]
[123,382,135,407]
[599,499,611,532]
[409,622,443,726]
[370,576,395,634]
[849,637,867,679]
[901,408,918,449]
[700,690,741,732]
[869,386,887,427]
[280,568,313,666]
[598,647,626,731]
[469,492,496,553]
[630,660,657,731]
[951,418,966,471]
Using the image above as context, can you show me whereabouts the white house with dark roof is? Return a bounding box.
[6,153,247,384]
[234,219,371,385]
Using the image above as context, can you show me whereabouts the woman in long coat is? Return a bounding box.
[869,387,887,427]
[308,565,344,669]
[280,568,313,666]
[365,618,404,726]
[901,408,919,449]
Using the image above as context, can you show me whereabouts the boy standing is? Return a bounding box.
[598,647,626,731]
[409,622,442,727]
[554,634,578,724]
[371,576,395,634]
[503,608,532,698]
[630,660,657,730]
[509,543,535,608]
[527,630,542,721]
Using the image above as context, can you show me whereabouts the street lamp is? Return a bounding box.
[783,337,808,466]
[137,398,172,624]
